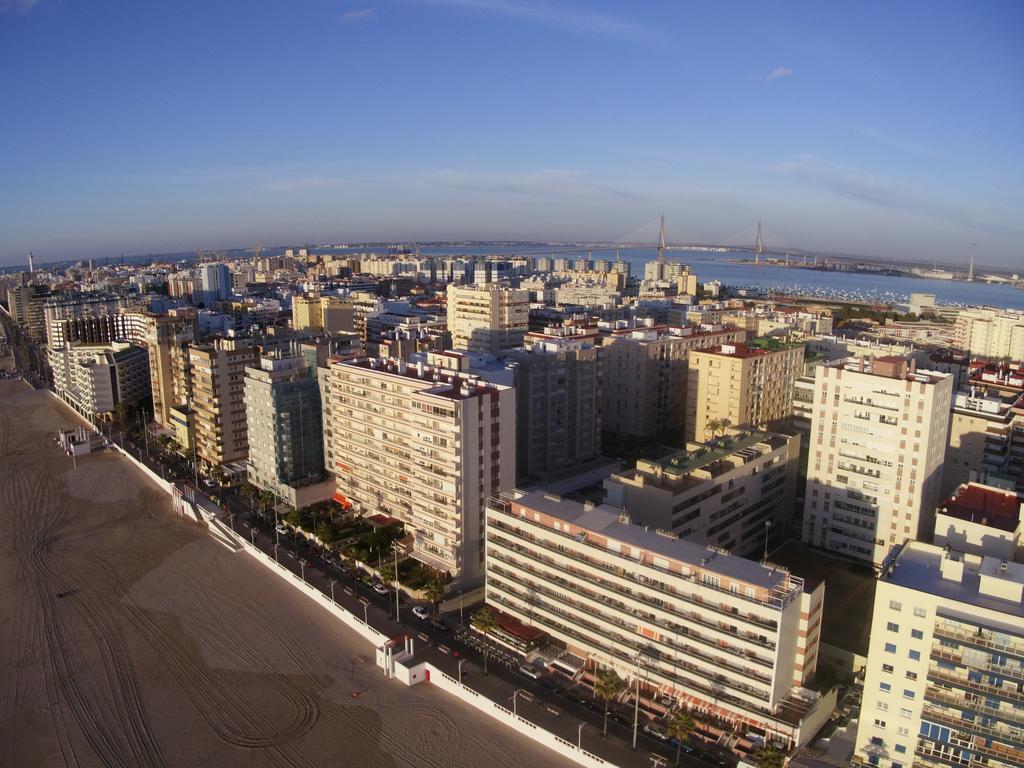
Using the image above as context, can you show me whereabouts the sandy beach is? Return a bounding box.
[0,373,569,768]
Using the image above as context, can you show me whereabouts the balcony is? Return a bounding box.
[487,551,774,678]
[486,530,777,654]
[933,623,1024,660]
[928,666,1024,704]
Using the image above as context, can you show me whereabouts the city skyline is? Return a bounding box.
[1,0,1022,266]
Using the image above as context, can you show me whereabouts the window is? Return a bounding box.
[899,708,912,719]
[903,690,915,699]
[908,650,920,661]
[911,629,923,640]
[887,622,899,632]
[882,664,894,674]
[870,737,883,746]
[874,719,886,728]
[897,727,909,737]
[906,671,917,681]
[913,607,926,618]
[884,643,897,654]
[877,701,888,711]
[889,600,902,611]
[880,682,892,692]
[895,745,907,754]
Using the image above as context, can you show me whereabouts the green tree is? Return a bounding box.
[594,668,626,738]
[315,519,335,544]
[423,579,446,620]
[706,418,723,438]
[753,744,785,768]
[471,607,498,675]
[665,708,695,767]
[379,562,397,585]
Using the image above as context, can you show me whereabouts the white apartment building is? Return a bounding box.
[954,308,1024,360]
[604,431,800,558]
[49,341,150,421]
[854,540,1024,768]
[802,356,953,568]
[446,283,529,353]
[485,491,834,748]
[327,357,515,585]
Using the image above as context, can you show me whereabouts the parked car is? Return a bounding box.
[372,583,389,595]
[275,524,289,536]
[412,606,430,620]
[643,723,669,741]
[517,664,541,680]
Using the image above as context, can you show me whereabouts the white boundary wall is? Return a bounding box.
[416,663,614,768]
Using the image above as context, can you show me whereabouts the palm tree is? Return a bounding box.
[594,668,626,738]
[753,743,785,768]
[706,418,723,439]
[719,417,733,434]
[665,708,695,767]
[379,562,397,586]
[423,579,446,621]
[471,607,498,675]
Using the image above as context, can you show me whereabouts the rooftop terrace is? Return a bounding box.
[938,483,1022,533]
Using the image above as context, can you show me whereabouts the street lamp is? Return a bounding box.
[330,579,336,603]
[250,528,256,546]
[578,722,584,751]
[300,560,305,581]
[392,544,401,622]
[361,599,369,625]
[511,689,522,717]
[632,652,643,750]
[273,544,279,563]
[458,657,466,686]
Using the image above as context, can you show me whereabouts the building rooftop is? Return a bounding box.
[825,356,948,384]
[337,356,507,401]
[938,483,1022,533]
[506,489,804,601]
[621,431,790,492]
[881,540,1024,619]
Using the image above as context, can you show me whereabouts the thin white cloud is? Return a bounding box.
[0,0,42,12]
[853,125,938,158]
[777,155,1020,235]
[749,66,793,81]
[341,8,376,20]
[408,0,657,42]
[259,177,349,192]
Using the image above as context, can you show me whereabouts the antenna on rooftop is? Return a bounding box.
[967,243,976,282]
[657,214,666,263]
[754,221,763,265]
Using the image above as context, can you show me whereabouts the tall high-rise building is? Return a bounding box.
[943,386,1024,496]
[198,263,231,306]
[953,308,1024,360]
[446,283,529,353]
[599,323,746,445]
[143,309,199,427]
[42,292,127,348]
[604,430,800,557]
[802,356,953,567]
[188,337,258,468]
[244,354,331,508]
[327,357,515,585]
[686,339,804,443]
[507,326,601,481]
[485,491,833,749]
[853,539,1024,768]
[7,284,53,342]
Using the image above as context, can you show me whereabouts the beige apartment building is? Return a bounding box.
[686,339,804,443]
[327,357,515,585]
[485,491,834,748]
[446,283,529,353]
[599,323,746,444]
[605,430,800,558]
[188,337,258,468]
[853,539,1024,768]
[143,309,199,428]
[802,357,953,568]
[292,292,354,334]
[953,308,1024,360]
[943,386,1024,496]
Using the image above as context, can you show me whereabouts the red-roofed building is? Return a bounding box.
[935,482,1023,561]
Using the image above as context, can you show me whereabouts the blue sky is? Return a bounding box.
[1,0,1022,267]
